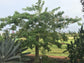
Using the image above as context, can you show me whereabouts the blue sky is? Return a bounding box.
[0,0,83,32]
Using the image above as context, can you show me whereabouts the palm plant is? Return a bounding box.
[0,33,30,63]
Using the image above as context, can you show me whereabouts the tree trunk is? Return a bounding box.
[34,36,40,63]
[34,45,39,63]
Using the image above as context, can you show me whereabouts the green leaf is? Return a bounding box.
[5,56,21,61]
[7,42,21,58]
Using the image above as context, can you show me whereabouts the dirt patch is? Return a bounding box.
[28,54,69,59]
[26,54,69,63]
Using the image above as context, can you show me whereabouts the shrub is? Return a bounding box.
[64,26,84,63]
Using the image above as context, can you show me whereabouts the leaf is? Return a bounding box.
[6,39,15,57]
[5,56,21,61]
[78,22,82,26]
[50,7,60,14]
[7,42,21,58]
[44,7,48,12]
[41,1,45,8]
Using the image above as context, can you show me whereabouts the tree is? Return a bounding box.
[64,25,84,63]
[80,0,84,12]
[0,0,81,63]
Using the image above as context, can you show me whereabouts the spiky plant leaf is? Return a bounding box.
[0,32,30,63]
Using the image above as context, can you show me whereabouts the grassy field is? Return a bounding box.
[24,45,68,56]
[24,37,74,57]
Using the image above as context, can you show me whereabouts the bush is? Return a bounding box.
[65,26,84,63]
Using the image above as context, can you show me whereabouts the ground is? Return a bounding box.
[26,54,69,63]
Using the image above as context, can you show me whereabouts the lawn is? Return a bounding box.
[24,37,73,57]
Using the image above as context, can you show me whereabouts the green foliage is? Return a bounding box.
[0,23,6,29]
[61,33,68,41]
[0,35,3,41]
[65,26,84,63]
[11,25,16,30]
[0,32,30,63]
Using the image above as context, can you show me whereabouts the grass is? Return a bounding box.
[25,44,68,57]
[24,37,74,57]
[45,45,68,56]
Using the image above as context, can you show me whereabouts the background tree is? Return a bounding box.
[61,33,68,42]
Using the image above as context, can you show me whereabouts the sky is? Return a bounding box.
[0,0,83,33]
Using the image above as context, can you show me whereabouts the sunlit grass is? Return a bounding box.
[24,45,68,57]
[24,37,74,57]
